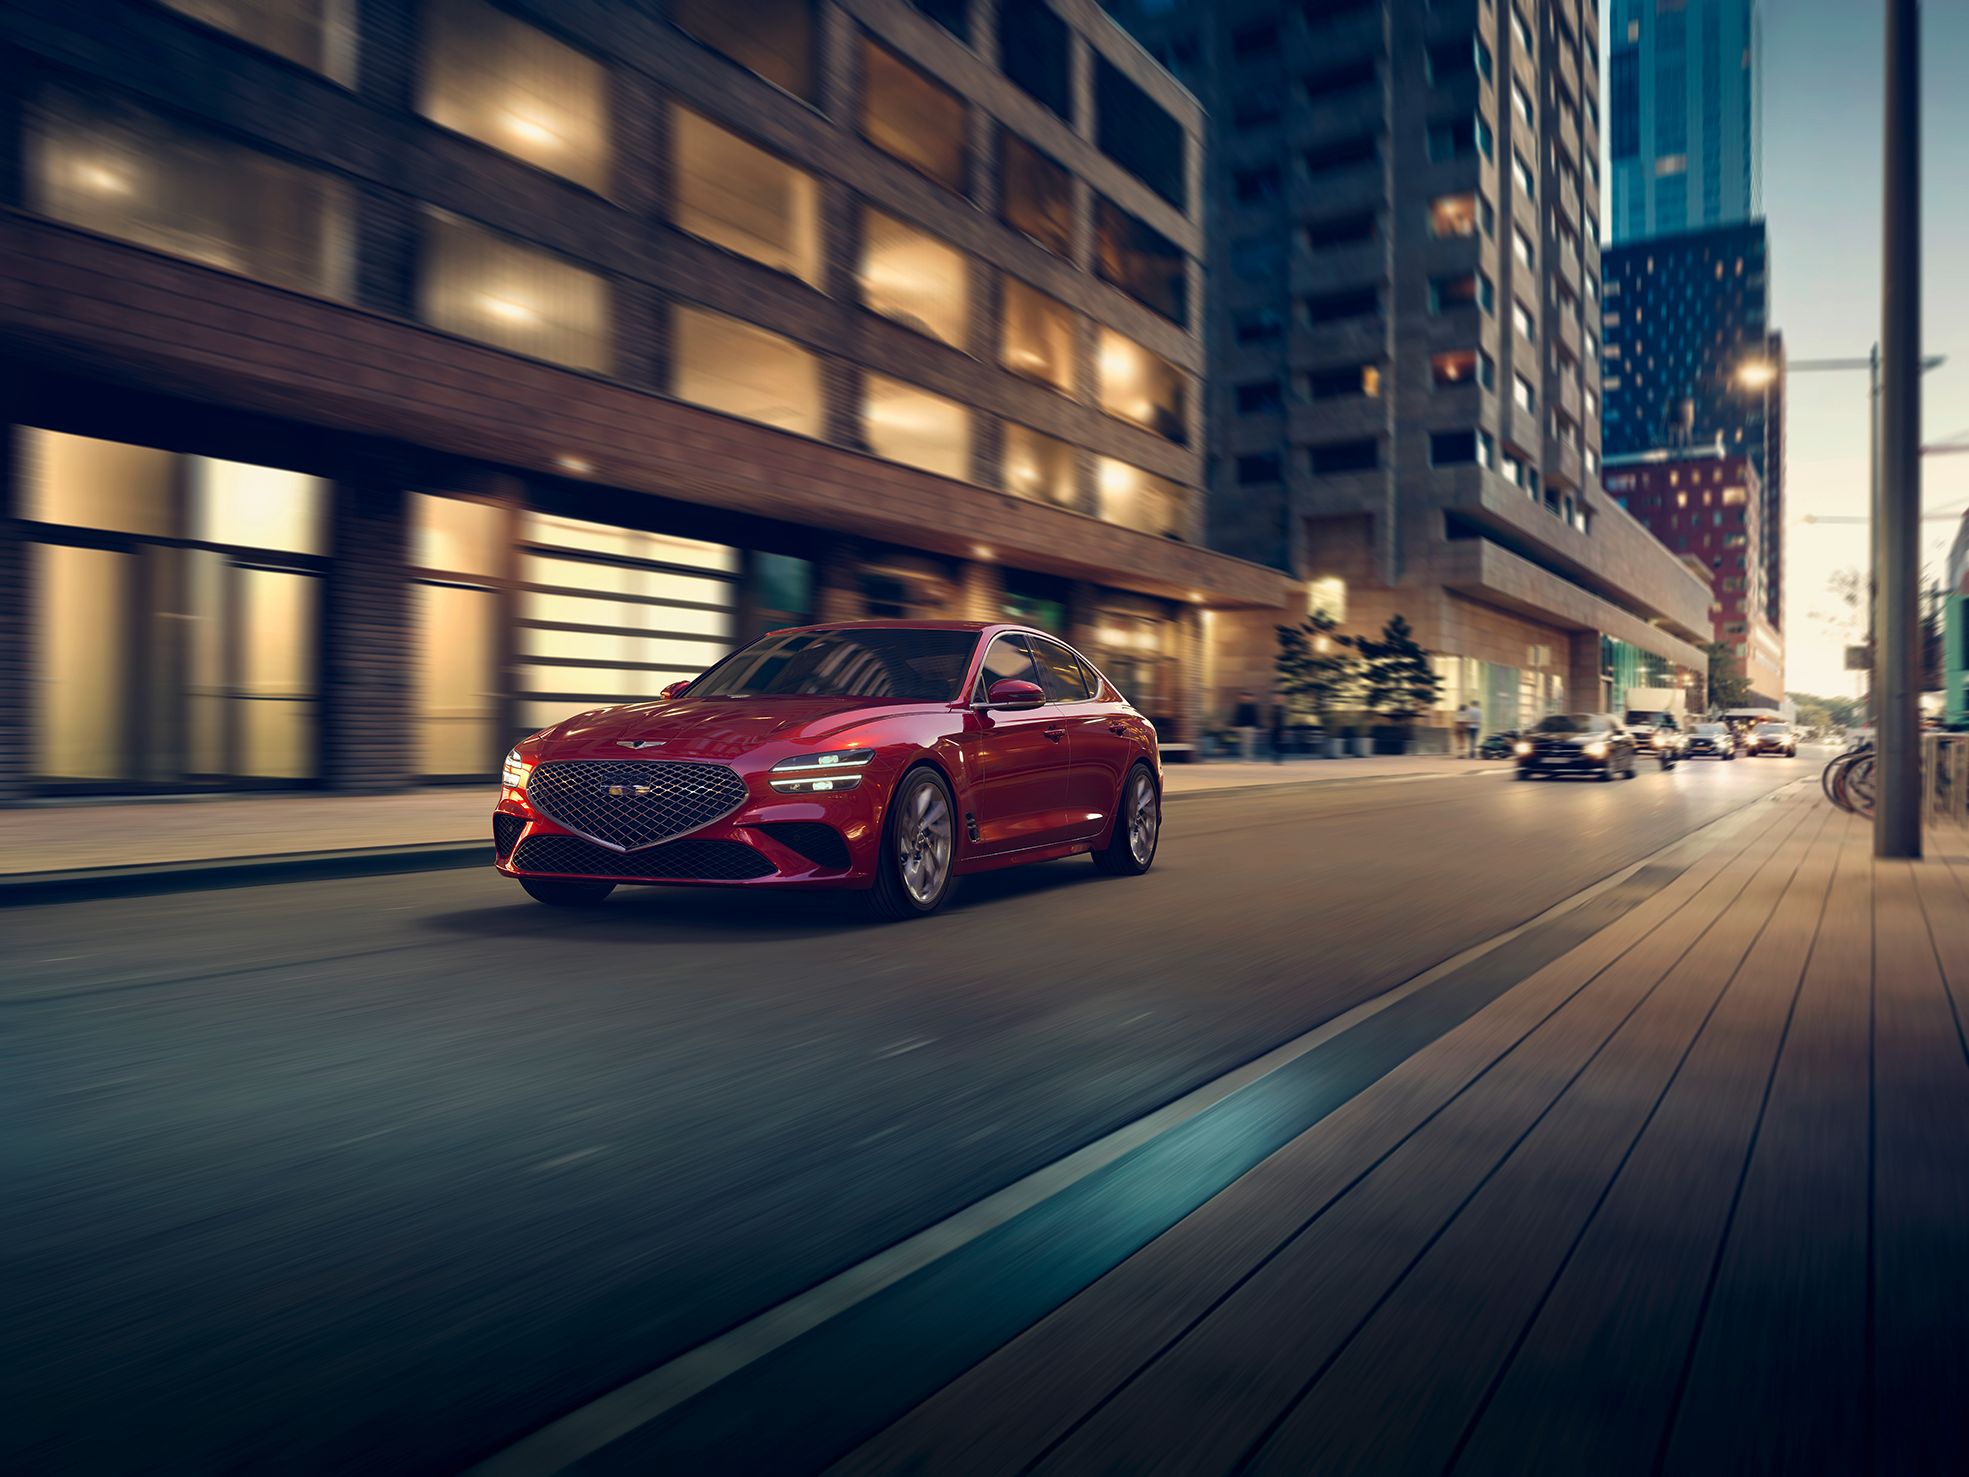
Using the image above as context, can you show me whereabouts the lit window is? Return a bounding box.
[1511,6,1532,52]
[191,457,325,554]
[1514,152,1536,198]
[1098,328,1189,443]
[1514,227,1535,268]
[1514,299,1535,338]
[1097,458,1188,537]
[420,0,609,191]
[860,208,967,348]
[1513,80,1533,126]
[1514,373,1535,412]
[671,0,815,100]
[672,108,821,287]
[863,39,967,192]
[1431,349,1479,387]
[29,88,352,299]
[1429,193,1480,238]
[864,375,971,480]
[162,0,355,83]
[1002,423,1079,507]
[1001,279,1077,395]
[420,209,610,373]
[671,305,821,436]
[1002,134,1073,258]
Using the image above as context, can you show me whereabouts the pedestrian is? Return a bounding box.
[1270,700,1286,764]
[1460,701,1482,759]
[1451,702,1472,760]
[1232,691,1261,762]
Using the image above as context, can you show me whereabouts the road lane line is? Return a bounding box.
[469,781,1811,1477]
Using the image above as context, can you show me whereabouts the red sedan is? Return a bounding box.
[494,621,1162,918]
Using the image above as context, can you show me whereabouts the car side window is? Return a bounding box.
[974,635,1039,702]
[1030,637,1093,702]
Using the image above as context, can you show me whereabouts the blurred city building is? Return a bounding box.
[1605,0,1760,244]
[0,0,1292,801]
[1603,446,1783,704]
[1103,0,1712,735]
[1601,220,1785,659]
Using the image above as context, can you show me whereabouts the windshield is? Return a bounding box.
[686,628,978,702]
[1534,713,1605,734]
[1696,723,1727,735]
[1764,724,1789,735]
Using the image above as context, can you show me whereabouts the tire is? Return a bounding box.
[868,765,959,920]
[1515,768,1533,781]
[520,877,615,906]
[1623,753,1639,779]
[1094,762,1161,876]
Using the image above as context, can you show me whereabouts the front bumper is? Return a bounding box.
[493,772,887,889]
[1517,750,1611,773]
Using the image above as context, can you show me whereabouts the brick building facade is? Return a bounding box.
[0,0,1291,800]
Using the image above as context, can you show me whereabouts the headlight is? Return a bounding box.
[769,748,873,793]
[501,748,532,790]
[1584,740,1609,759]
[1513,741,1533,756]
[1652,732,1671,748]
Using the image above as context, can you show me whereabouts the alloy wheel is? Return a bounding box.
[897,777,953,905]
[1127,770,1159,866]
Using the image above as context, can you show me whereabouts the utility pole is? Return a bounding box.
[1877,0,1922,856]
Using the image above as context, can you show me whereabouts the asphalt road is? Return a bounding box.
[4,754,1810,1473]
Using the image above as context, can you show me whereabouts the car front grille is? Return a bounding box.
[493,813,527,860]
[512,834,775,881]
[527,760,750,851]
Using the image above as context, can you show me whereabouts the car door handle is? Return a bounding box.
[1043,726,1066,742]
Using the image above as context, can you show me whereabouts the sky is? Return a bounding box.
[1600,0,1969,699]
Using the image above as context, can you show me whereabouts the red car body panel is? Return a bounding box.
[493,621,1159,891]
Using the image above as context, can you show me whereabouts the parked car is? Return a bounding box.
[494,621,1160,918]
[1743,720,1799,757]
[1623,710,1686,768]
[1514,713,1641,781]
[1685,722,1737,760]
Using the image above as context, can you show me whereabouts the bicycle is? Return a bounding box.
[1823,741,1876,817]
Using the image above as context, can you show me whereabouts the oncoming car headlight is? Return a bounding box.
[1652,731,1671,748]
[1584,740,1610,759]
[501,748,533,790]
[1514,740,1533,756]
[769,748,874,793]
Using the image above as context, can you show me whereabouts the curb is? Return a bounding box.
[0,841,486,907]
[3,767,1510,905]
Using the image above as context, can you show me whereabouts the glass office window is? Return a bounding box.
[671,0,815,100]
[1096,458,1187,538]
[1000,279,1076,394]
[29,88,352,299]
[1002,422,1079,507]
[1097,329,1188,444]
[411,493,504,777]
[1095,199,1187,325]
[162,0,357,83]
[420,0,609,191]
[420,209,611,373]
[190,457,325,554]
[21,429,174,536]
[863,376,971,480]
[412,492,504,578]
[1002,134,1073,258]
[859,208,968,348]
[671,306,823,437]
[34,544,131,781]
[862,39,967,193]
[672,109,821,287]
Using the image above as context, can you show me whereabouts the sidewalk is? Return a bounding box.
[819,793,1969,1476]
[0,755,1504,899]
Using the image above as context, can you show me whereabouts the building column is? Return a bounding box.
[1170,605,1203,747]
[813,536,864,623]
[324,479,414,791]
[1567,632,1607,714]
[957,558,1004,623]
[0,416,26,801]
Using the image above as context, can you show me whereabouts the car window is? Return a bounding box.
[1030,637,1094,701]
[975,634,1039,701]
[690,627,978,701]
[1696,723,1726,735]
[1535,713,1601,734]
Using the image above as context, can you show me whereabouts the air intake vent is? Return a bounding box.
[755,822,852,872]
[512,834,774,881]
[493,813,526,860]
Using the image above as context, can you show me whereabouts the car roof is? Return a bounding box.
[769,619,1080,641]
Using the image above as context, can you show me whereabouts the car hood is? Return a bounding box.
[529,695,939,761]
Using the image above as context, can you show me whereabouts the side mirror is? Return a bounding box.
[659,680,692,700]
[983,678,1045,710]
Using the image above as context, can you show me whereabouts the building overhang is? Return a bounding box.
[1439,536,1712,674]
[0,214,1290,612]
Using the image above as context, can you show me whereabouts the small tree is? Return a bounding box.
[1275,610,1358,731]
[1347,614,1443,735]
[1701,640,1753,711]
